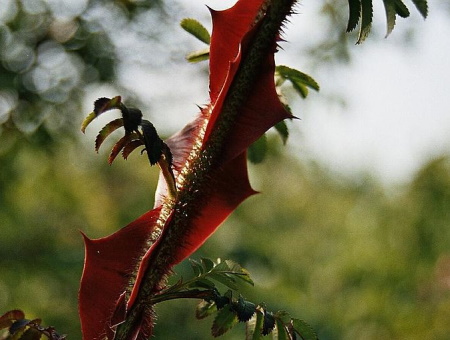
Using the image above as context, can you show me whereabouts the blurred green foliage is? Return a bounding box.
[2,135,450,339]
[1,1,450,340]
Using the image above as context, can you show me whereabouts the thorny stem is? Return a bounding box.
[114,1,296,339]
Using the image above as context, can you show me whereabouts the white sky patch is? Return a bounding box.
[115,0,450,185]
[280,3,450,184]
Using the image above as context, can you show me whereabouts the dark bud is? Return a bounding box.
[141,120,164,166]
[214,294,231,310]
[121,107,143,133]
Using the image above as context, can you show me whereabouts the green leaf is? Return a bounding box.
[201,257,215,272]
[357,0,373,44]
[292,82,308,98]
[248,310,264,340]
[180,18,211,45]
[275,320,290,340]
[209,272,239,290]
[382,0,397,36]
[186,48,210,63]
[276,66,320,93]
[411,0,428,18]
[80,112,97,134]
[394,0,410,18]
[190,259,204,276]
[347,0,361,32]
[189,278,216,289]
[211,306,238,337]
[292,319,318,340]
[248,134,267,164]
[222,260,254,286]
[196,300,217,320]
[274,311,292,325]
[274,121,289,145]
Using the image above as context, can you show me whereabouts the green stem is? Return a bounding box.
[114,1,295,339]
[150,289,216,305]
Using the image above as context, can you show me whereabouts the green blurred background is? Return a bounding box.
[1,0,450,339]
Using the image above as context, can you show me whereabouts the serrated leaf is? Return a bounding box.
[262,312,275,335]
[95,118,124,152]
[292,319,318,340]
[94,96,122,115]
[201,258,215,272]
[181,18,211,45]
[235,297,256,323]
[196,300,217,320]
[274,121,289,145]
[248,134,267,164]
[411,0,428,18]
[357,0,373,44]
[211,306,238,337]
[347,0,361,32]
[394,0,410,18]
[186,48,210,63]
[108,133,137,165]
[276,66,320,92]
[209,272,239,290]
[122,139,144,160]
[225,260,254,287]
[383,0,397,36]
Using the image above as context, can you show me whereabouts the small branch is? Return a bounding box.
[150,289,216,305]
